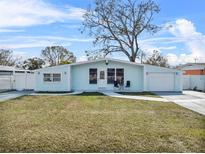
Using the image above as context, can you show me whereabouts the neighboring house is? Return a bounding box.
[179,63,205,91]
[0,66,35,91]
[34,58,182,92]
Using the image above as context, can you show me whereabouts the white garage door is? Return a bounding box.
[147,73,175,91]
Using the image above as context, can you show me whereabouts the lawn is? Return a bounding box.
[0,94,204,152]
[117,91,160,97]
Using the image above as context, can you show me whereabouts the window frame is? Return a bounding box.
[43,73,61,82]
[100,71,105,79]
[53,73,61,82]
[107,68,115,84]
[116,68,124,84]
[43,73,52,82]
[89,68,97,84]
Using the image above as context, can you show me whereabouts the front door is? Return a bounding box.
[98,70,106,89]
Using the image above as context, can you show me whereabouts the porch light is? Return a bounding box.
[64,72,67,75]
[105,60,109,65]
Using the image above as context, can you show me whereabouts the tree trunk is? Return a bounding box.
[129,56,136,62]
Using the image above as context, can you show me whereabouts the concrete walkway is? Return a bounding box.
[155,91,205,116]
[102,92,169,102]
[0,91,32,102]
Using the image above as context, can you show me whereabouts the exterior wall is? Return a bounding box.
[144,65,182,91]
[71,60,144,91]
[183,70,205,75]
[35,65,71,92]
[34,59,183,92]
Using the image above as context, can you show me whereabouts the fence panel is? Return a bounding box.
[0,75,13,90]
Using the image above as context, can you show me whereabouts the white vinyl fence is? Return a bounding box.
[183,75,205,91]
[0,75,14,90]
[14,73,35,90]
[0,72,35,91]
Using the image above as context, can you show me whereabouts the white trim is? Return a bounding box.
[71,58,144,67]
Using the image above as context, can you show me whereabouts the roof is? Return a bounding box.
[0,65,33,72]
[177,63,205,70]
[34,63,71,71]
[178,63,205,68]
[35,58,179,71]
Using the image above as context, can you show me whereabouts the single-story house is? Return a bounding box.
[34,58,182,92]
[0,66,35,91]
[179,63,205,91]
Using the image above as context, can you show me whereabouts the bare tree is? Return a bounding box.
[144,50,169,67]
[82,0,160,62]
[41,46,76,66]
[0,49,18,66]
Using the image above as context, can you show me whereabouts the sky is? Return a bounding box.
[0,0,205,66]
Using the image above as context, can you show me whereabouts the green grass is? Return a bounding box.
[0,95,204,152]
[117,92,160,98]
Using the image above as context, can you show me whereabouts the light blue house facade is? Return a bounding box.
[35,58,182,92]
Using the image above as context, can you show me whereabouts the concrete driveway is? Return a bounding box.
[0,91,32,102]
[155,91,205,116]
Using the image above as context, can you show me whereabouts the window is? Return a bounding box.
[116,69,124,84]
[100,71,105,79]
[89,69,97,84]
[107,68,115,84]
[44,74,52,82]
[53,74,61,82]
[43,73,61,82]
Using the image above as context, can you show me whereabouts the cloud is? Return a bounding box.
[140,37,184,45]
[0,41,71,49]
[166,53,198,65]
[139,43,177,54]
[0,0,85,28]
[0,35,93,49]
[77,55,88,62]
[158,46,177,50]
[13,51,29,60]
[166,19,205,65]
[139,19,205,65]
[0,29,24,33]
